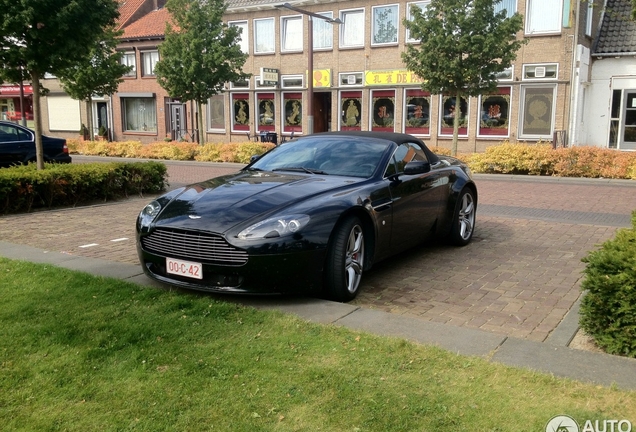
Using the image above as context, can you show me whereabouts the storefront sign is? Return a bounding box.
[364,70,423,86]
[0,85,33,95]
[260,68,279,86]
[312,69,331,88]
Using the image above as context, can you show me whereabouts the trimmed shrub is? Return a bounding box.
[194,142,275,163]
[579,211,636,357]
[0,162,167,214]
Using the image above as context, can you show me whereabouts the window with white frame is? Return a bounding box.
[339,72,363,87]
[121,52,136,77]
[371,89,396,132]
[255,76,276,89]
[229,21,249,54]
[406,1,429,43]
[495,0,517,18]
[281,15,303,52]
[519,85,556,139]
[281,75,303,89]
[141,50,159,77]
[523,63,558,80]
[439,95,469,137]
[526,0,563,35]
[254,18,275,54]
[232,93,250,132]
[207,94,225,132]
[122,97,157,132]
[340,9,364,48]
[478,87,511,138]
[404,88,430,135]
[372,5,398,46]
[495,66,514,81]
[230,79,250,90]
[313,12,334,50]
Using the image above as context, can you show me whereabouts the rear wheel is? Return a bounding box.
[450,188,476,246]
[325,217,365,302]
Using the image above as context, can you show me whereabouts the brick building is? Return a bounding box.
[33,0,604,151]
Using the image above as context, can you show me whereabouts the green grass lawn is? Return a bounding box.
[1,257,634,431]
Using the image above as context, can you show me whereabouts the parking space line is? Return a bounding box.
[79,243,99,248]
[110,238,129,242]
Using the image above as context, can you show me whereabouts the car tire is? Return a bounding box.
[450,188,476,246]
[325,217,365,302]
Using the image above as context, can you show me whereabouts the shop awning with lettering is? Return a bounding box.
[0,85,33,96]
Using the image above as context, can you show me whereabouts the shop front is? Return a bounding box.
[0,84,34,127]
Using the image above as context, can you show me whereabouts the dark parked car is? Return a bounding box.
[136,132,477,302]
[0,120,72,167]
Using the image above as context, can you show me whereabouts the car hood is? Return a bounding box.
[153,170,362,234]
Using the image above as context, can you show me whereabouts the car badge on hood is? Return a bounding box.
[188,215,202,219]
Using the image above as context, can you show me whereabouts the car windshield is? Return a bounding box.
[248,136,390,178]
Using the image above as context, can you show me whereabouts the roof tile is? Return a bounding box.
[594,0,636,55]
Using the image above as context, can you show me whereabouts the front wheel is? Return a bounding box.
[450,188,476,246]
[325,217,365,302]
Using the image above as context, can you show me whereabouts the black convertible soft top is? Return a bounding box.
[307,131,440,164]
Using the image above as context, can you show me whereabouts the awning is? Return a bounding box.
[0,85,33,96]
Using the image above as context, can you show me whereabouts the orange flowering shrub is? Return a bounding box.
[195,142,275,163]
[136,142,199,160]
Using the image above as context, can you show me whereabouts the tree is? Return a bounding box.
[0,0,119,169]
[59,27,131,141]
[155,0,248,145]
[402,0,525,155]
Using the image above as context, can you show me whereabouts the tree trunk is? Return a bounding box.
[452,89,461,157]
[197,101,205,145]
[31,71,45,170]
[86,98,94,141]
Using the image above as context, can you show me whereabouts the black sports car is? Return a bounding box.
[136,132,477,302]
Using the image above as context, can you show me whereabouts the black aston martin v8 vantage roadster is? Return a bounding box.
[136,132,477,302]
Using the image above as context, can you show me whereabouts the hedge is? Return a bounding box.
[0,161,167,214]
[579,211,636,358]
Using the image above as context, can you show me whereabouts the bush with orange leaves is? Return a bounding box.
[467,142,636,179]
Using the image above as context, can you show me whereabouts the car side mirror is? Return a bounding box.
[249,154,261,164]
[404,161,431,175]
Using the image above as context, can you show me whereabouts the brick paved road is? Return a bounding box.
[2,157,635,342]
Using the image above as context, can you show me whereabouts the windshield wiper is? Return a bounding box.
[272,167,328,175]
[244,166,263,171]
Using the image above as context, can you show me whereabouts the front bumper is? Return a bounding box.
[137,241,327,295]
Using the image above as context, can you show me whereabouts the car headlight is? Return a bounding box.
[139,200,162,227]
[238,214,310,240]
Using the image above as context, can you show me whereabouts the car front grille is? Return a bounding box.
[141,228,248,266]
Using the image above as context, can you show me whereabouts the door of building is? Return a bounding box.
[94,102,108,139]
[170,103,187,141]
[313,92,332,133]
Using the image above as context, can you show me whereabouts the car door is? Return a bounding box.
[386,142,445,252]
[0,123,32,166]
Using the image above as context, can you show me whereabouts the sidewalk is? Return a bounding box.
[1,239,635,390]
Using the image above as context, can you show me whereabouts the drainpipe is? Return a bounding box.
[567,0,582,146]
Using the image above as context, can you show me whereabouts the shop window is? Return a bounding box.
[340,91,362,131]
[232,93,250,132]
[495,0,517,18]
[339,72,363,87]
[519,85,555,139]
[207,94,225,132]
[478,87,511,137]
[141,50,159,77]
[371,90,395,132]
[523,64,558,80]
[283,92,302,133]
[406,1,429,43]
[122,97,157,132]
[404,88,430,136]
[281,15,303,52]
[121,52,136,77]
[229,21,249,54]
[254,18,275,54]
[257,93,275,132]
[439,95,469,137]
[313,12,334,50]
[372,5,399,46]
[340,9,364,49]
[526,0,562,35]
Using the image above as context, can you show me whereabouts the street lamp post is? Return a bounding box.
[276,3,341,135]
